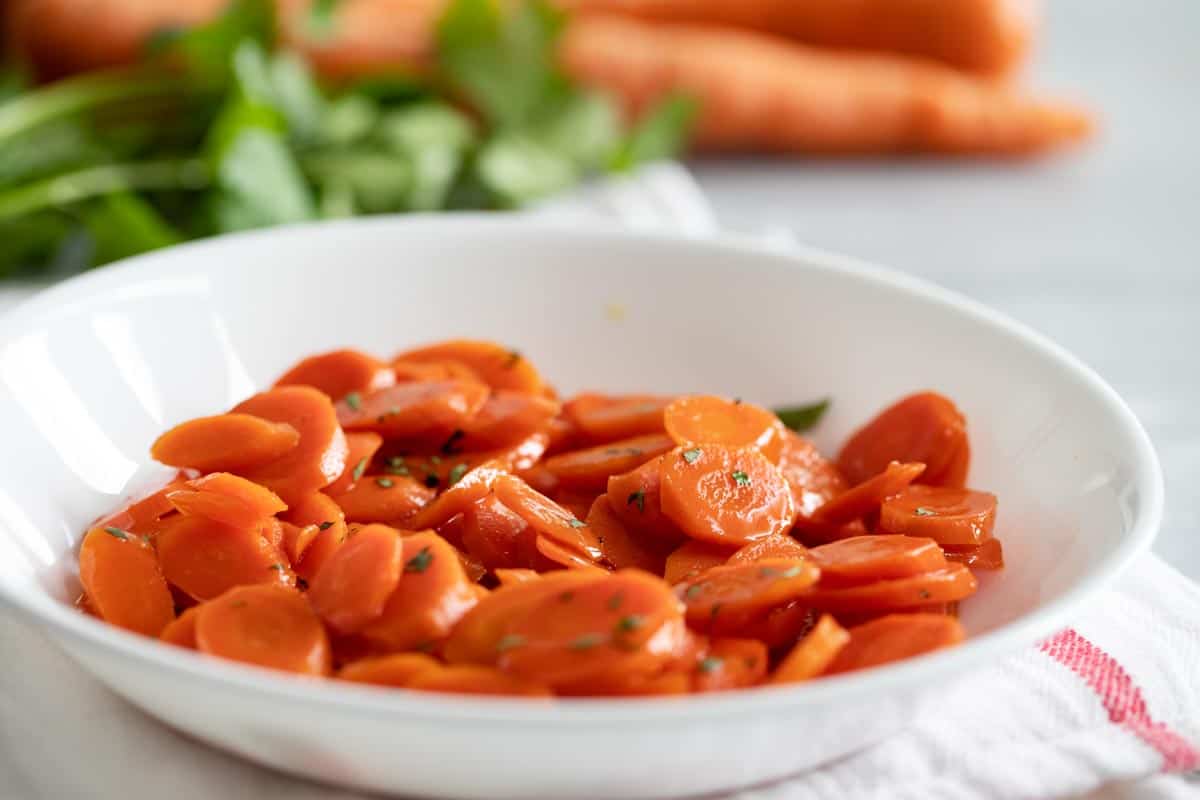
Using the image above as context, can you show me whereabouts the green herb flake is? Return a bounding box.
[375,477,394,488]
[919,589,932,600]
[102,526,130,541]
[447,462,469,486]
[405,546,434,573]
[496,634,526,652]
[318,521,334,531]
[914,507,937,517]
[780,565,805,579]
[343,391,362,410]
[615,614,644,633]
[697,657,723,674]
[351,456,368,481]
[682,448,702,465]
[568,518,587,528]
[685,584,704,600]
[430,454,442,465]
[606,592,624,611]
[731,470,751,487]
[385,457,411,476]
[627,488,646,513]
[268,563,285,572]
[569,633,604,651]
[774,399,831,433]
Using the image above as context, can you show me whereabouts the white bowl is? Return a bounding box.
[0,217,1162,799]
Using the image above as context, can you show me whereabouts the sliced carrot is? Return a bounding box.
[519,463,560,496]
[151,413,300,473]
[232,386,348,502]
[809,535,946,585]
[777,430,848,521]
[394,339,545,395]
[677,557,820,633]
[331,474,435,524]
[442,570,606,665]
[95,479,187,534]
[692,638,768,692]
[939,435,971,490]
[497,570,687,692]
[460,495,537,570]
[336,379,489,442]
[493,474,605,564]
[564,393,671,443]
[194,585,330,676]
[494,568,541,587]
[802,563,978,613]
[771,614,850,684]
[879,485,998,546]
[837,392,968,487]
[274,348,395,403]
[308,524,403,635]
[542,433,676,491]
[403,460,507,530]
[579,669,693,697]
[660,444,794,545]
[535,535,603,570]
[586,496,667,573]
[78,525,174,636]
[159,606,199,649]
[459,390,561,450]
[728,534,808,565]
[392,359,483,384]
[551,486,601,522]
[282,492,348,583]
[738,599,816,649]
[663,395,785,463]
[408,665,552,697]
[606,455,685,545]
[360,531,480,653]
[544,415,579,455]
[279,521,321,565]
[826,613,966,675]
[166,472,286,530]
[663,540,734,584]
[457,546,488,584]
[944,538,1005,570]
[156,514,293,601]
[336,652,439,687]
[326,431,384,496]
[812,461,925,525]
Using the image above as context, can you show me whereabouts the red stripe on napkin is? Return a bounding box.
[1040,628,1199,772]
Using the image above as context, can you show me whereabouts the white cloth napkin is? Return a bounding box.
[2,165,1198,800]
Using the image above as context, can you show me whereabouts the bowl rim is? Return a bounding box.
[0,214,1164,723]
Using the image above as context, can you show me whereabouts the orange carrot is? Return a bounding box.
[561,16,1091,157]
[393,339,546,395]
[78,526,175,636]
[663,395,785,463]
[811,461,925,525]
[194,585,331,675]
[159,606,200,649]
[326,432,383,496]
[156,514,293,601]
[336,652,439,687]
[282,492,348,582]
[692,638,768,692]
[336,380,490,443]
[460,495,537,570]
[663,540,734,584]
[459,391,561,450]
[493,474,605,565]
[944,538,1005,570]
[494,568,542,587]
[809,535,946,585]
[776,430,848,521]
[331,474,435,524]
[677,557,819,632]
[166,472,287,530]
[879,485,998,545]
[275,348,395,403]
[803,563,978,613]
[542,433,675,491]
[838,392,969,487]
[403,460,506,530]
[770,614,850,683]
[605,455,686,545]
[408,665,553,697]
[826,613,965,674]
[151,413,300,474]
[728,534,808,565]
[308,524,403,634]
[586,496,667,573]
[94,479,187,535]
[279,521,320,565]
[564,394,672,444]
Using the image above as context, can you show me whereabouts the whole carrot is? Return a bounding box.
[557,0,1039,77]
[560,15,1091,156]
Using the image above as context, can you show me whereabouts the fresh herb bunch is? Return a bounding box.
[0,0,695,277]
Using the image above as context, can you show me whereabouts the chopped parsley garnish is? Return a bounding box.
[385,457,410,476]
[318,521,334,531]
[430,454,442,465]
[606,592,624,610]
[496,634,526,652]
[568,518,587,528]
[732,470,751,487]
[685,584,704,600]
[351,456,368,481]
[447,463,468,486]
[919,589,932,600]
[102,526,130,541]
[914,507,936,517]
[405,546,434,573]
[268,563,285,571]
[441,428,465,455]
[569,633,603,650]
[343,391,362,410]
[682,448,702,464]
[780,565,805,578]
[697,657,723,674]
[774,399,831,433]
[627,489,646,513]
[375,477,394,488]
[616,614,645,632]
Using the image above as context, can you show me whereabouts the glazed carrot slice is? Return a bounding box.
[677,557,820,632]
[564,394,672,443]
[232,386,349,503]
[156,514,293,601]
[151,413,300,473]
[393,428,548,493]
[519,463,560,496]
[331,474,435,524]
[542,433,676,491]
[837,392,968,487]
[460,495,537,570]
[95,479,187,534]
[494,568,541,587]
[326,431,384,496]
[336,380,489,442]
[279,521,320,565]
[78,526,174,636]
[544,415,579,455]
[403,460,507,530]
[552,486,602,522]
[497,570,687,691]
[944,538,1005,570]
[693,638,769,692]
[777,430,849,521]
[308,524,403,635]
[586,496,667,573]
[166,472,287,530]
[535,535,602,570]
[802,563,978,613]
[336,653,439,687]
[581,669,693,697]
[394,339,545,395]
[443,570,607,665]
[159,606,199,649]
[812,461,925,525]
[809,535,947,585]
[938,435,971,490]
[660,445,794,545]
[663,395,785,463]
[879,485,998,546]
[825,613,966,675]
[274,348,395,403]
[738,600,816,649]
[493,474,605,564]
[361,532,480,653]
[771,614,850,684]
[459,391,561,450]
[728,534,808,565]
[457,546,489,584]
[392,359,483,384]
[282,492,347,582]
[408,665,552,697]
[663,540,734,584]
[606,455,685,545]
[194,585,330,676]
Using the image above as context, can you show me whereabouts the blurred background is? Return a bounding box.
[0,0,1196,575]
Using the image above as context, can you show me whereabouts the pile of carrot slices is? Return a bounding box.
[78,339,1002,697]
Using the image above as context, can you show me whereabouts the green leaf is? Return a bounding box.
[81,192,182,264]
[303,149,411,214]
[0,159,209,221]
[319,95,379,148]
[531,90,620,171]
[774,399,831,433]
[148,0,275,85]
[475,132,577,207]
[0,214,74,276]
[266,52,328,145]
[375,103,475,210]
[305,0,343,38]
[0,65,30,104]
[0,119,112,187]
[610,93,697,172]
[210,127,315,231]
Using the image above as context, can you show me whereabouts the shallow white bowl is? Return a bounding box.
[0,217,1162,798]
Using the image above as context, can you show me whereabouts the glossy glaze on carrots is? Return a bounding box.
[77,339,1002,697]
